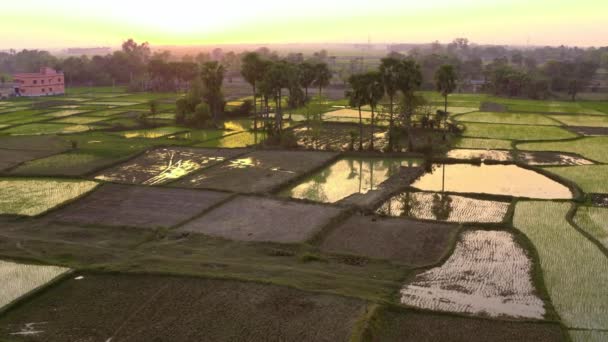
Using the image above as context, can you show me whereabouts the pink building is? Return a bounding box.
[13,67,65,97]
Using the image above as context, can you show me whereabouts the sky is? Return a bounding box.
[1,0,607,49]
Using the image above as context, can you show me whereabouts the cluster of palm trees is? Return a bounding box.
[241,52,331,133]
[347,57,457,151]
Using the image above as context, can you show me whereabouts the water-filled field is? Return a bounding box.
[281,157,421,203]
[412,163,573,199]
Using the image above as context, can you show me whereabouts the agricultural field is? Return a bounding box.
[574,206,608,250]
[377,191,510,223]
[513,201,608,335]
[0,178,98,216]
[2,88,608,340]
[400,230,545,319]
[518,137,608,163]
[455,111,560,126]
[462,122,577,141]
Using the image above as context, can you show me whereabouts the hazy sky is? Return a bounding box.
[1,0,607,49]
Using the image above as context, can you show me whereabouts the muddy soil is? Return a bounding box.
[367,309,565,342]
[566,126,608,136]
[516,151,594,166]
[178,195,343,243]
[0,273,365,342]
[49,184,231,229]
[320,215,458,266]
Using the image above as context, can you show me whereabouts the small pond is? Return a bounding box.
[412,163,573,199]
[280,157,421,203]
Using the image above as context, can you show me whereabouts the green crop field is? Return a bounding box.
[0,178,98,216]
[455,111,560,126]
[574,206,608,250]
[514,201,608,332]
[544,165,608,193]
[1,123,93,135]
[548,114,608,127]
[462,122,577,141]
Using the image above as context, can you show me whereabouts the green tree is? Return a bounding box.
[435,64,457,130]
[396,59,422,151]
[241,52,265,130]
[263,61,290,134]
[313,63,332,98]
[347,74,368,150]
[379,56,401,150]
[362,72,384,150]
[148,99,158,124]
[568,79,579,101]
[299,62,316,101]
[200,61,225,121]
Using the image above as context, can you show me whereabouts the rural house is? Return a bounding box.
[13,67,65,97]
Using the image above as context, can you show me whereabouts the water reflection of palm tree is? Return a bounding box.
[431,192,453,221]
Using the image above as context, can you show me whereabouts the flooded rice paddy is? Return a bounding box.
[0,260,70,310]
[95,147,244,185]
[400,230,545,319]
[0,178,98,216]
[377,192,510,223]
[412,163,573,199]
[281,157,421,203]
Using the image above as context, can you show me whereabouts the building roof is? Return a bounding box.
[13,67,63,78]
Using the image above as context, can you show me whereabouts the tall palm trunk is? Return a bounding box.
[252,84,257,131]
[358,106,363,150]
[370,105,375,150]
[388,96,394,151]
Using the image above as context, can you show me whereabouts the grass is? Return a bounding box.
[452,137,513,149]
[574,206,608,250]
[455,111,560,126]
[43,109,91,118]
[111,126,188,139]
[462,122,577,141]
[548,114,608,127]
[85,109,129,117]
[196,131,267,148]
[1,123,92,135]
[53,116,110,125]
[10,152,114,176]
[0,177,98,216]
[543,165,608,193]
[513,201,608,330]
[167,129,232,142]
[518,137,608,163]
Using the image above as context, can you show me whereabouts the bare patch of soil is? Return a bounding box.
[516,151,594,166]
[367,308,565,342]
[320,215,458,266]
[49,184,231,229]
[178,195,344,243]
[566,126,608,136]
[174,150,338,193]
[0,273,366,342]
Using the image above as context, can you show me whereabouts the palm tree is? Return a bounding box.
[396,59,422,151]
[200,61,225,121]
[263,62,289,134]
[347,74,368,150]
[241,52,265,130]
[379,56,401,150]
[299,62,316,101]
[313,63,332,99]
[362,72,384,150]
[435,64,457,129]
